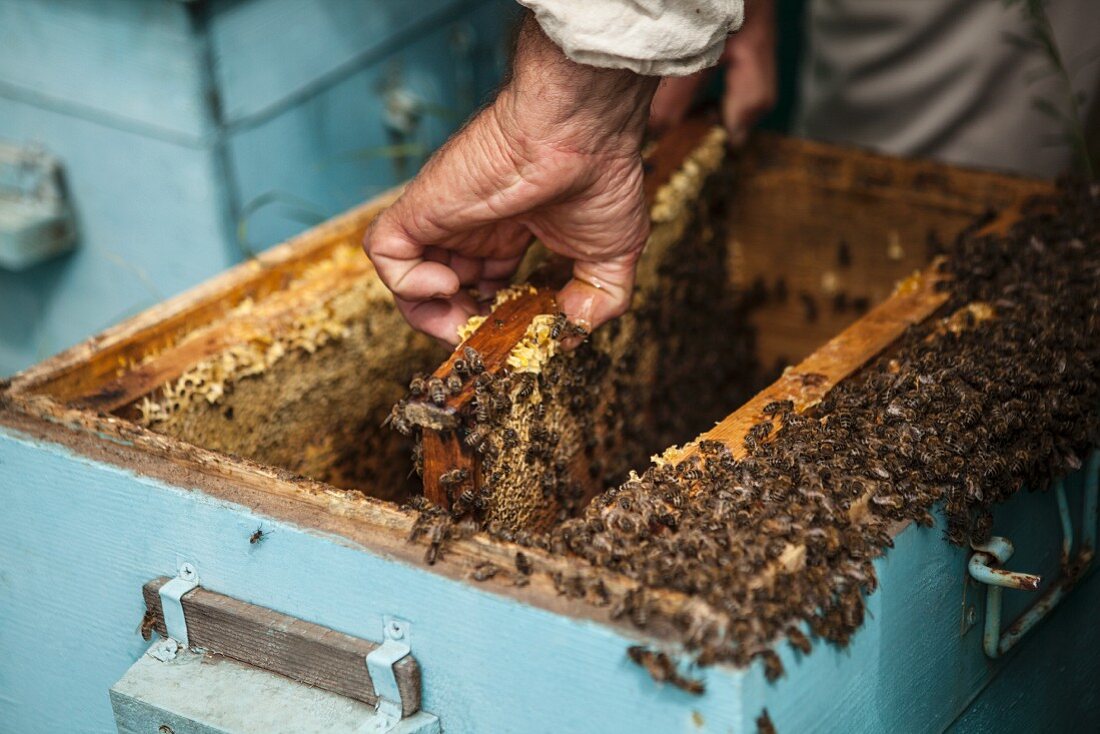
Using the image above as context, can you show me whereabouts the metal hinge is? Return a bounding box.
[362,617,439,734]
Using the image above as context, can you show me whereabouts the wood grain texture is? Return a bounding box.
[7,187,401,403]
[415,288,556,507]
[725,133,1055,371]
[141,577,421,717]
[670,263,950,466]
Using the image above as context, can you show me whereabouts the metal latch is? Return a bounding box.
[158,562,200,648]
[0,141,77,270]
[968,450,1099,657]
[363,617,438,734]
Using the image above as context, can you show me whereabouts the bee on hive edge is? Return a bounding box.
[427,377,447,406]
[463,346,485,373]
[137,609,157,640]
[249,525,272,545]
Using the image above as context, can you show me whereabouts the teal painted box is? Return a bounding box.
[0,0,514,374]
[1,134,1097,733]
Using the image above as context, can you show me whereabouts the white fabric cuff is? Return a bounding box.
[518,0,744,76]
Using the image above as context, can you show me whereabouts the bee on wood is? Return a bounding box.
[382,404,412,436]
[425,520,447,565]
[137,609,157,640]
[761,400,793,416]
[453,359,469,377]
[445,374,463,395]
[760,649,784,682]
[786,625,812,655]
[439,469,469,490]
[463,346,484,373]
[471,562,499,582]
[837,240,852,268]
[798,292,818,323]
[626,646,705,695]
[427,377,447,406]
[249,525,272,544]
[514,551,533,576]
[757,708,777,734]
[408,374,426,397]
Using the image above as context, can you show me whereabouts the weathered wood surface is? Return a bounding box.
[142,577,421,717]
[725,133,1055,370]
[8,188,401,405]
[669,263,949,466]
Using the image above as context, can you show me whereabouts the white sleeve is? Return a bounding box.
[517,0,743,76]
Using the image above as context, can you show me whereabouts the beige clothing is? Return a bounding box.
[797,0,1100,178]
[517,0,744,76]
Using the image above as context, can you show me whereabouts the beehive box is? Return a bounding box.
[2,129,1097,733]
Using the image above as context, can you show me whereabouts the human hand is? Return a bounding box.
[649,0,776,147]
[364,15,658,344]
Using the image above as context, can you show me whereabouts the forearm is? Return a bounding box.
[496,14,659,157]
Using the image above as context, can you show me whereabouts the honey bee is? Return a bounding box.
[445,374,463,395]
[439,469,469,489]
[514,551,532,576]
[626,646,705,695]
[761,400,793,416]
[427,377,446,406]
[463,346,485,373]
[471,562,500,582]
[408,374,426,397]
[760,649,784,682]
[464,425,490,448]
[756,708,777,734]
[137,609,157,640]
[550,313,568,340]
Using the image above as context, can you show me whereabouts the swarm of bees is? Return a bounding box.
[393,178,1099,688]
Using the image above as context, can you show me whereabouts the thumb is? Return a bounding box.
[557,251,640,334]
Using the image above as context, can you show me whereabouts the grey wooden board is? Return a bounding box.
[142,577,421,716]
[110,646,439,734]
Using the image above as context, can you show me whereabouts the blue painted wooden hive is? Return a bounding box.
[1,130,1098,733]
[0,0,513,375]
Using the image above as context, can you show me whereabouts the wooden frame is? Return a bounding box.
[0,131,1054,645]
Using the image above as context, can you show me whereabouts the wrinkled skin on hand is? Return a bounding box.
[364,16,657,344]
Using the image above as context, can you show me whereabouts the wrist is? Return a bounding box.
[495,14,657,158]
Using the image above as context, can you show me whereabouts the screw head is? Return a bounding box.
[178,563,197,581]
[966,605,977,626]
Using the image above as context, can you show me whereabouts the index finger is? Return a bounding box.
[364,209,462,302]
